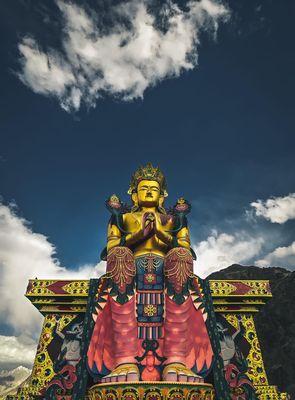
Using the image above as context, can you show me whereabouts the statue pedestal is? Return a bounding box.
[10,278,287,399]
[87,382,215,400]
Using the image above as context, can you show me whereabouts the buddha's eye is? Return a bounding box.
[139,185,159,192]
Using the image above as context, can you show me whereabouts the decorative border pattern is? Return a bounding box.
[26,279,271,314]
[26,279,272,298]
[209,280,271,297]
[87,382,215,400]
[26,279,90,297]
[255,385,289,400]
[215,306,261,313]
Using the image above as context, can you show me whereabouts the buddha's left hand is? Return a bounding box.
[154,214,173,246]
[142,212,155,237]
[153,213,163,235]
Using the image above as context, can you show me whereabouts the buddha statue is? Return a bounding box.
[87,163,213,384]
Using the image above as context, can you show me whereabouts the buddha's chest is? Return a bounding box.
[124,212,173,232]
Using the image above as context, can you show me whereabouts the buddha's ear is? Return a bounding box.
[131,192,138,205]
[131,192,139,212]
[158,195,166,214]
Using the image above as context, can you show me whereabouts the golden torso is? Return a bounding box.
[123,211,174,257]
[107,180,190,257]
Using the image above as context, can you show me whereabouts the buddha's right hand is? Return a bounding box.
[142,212,155,237]
[125,215,155,247]
[125,226,147,246]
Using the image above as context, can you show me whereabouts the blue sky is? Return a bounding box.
[0,0,295,373]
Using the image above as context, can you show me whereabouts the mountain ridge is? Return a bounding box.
[0,365,31,399]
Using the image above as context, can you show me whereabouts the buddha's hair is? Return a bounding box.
[127,163,168,197]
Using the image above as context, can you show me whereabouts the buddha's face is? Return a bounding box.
[136,180,161,207]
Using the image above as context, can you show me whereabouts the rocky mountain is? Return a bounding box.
[0,366,31,399]
[208,264,295,398]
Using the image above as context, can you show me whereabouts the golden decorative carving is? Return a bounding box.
[26,279,58,296]
[17,314,77,397]
[255,385,289,400]
[144,304,157,316]
[215,306,260,313]
[210,281,237,296]
[62,280,89,295]
[26,279,90,297]
[87,382,215,400]
[210,280,271,297]
[223,314,269,387]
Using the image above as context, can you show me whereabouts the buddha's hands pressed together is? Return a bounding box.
[122,213,155,248]
[142,212,155,237]
[123,211,174,249]
[153,213,163,236]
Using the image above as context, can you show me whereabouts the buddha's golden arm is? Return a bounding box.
[107,223,145,252]
[154,214,190,249]
[107,224,122,251]
[154,228,173,246]
[175,227,191,249]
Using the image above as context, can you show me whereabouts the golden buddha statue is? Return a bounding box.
[108,172,190,258]
[87,163,213,384]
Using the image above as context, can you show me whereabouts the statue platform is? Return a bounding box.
[8,278,287,400]
[87,381,214,400]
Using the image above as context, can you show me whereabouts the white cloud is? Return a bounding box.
[0,335,36,369]
[18,37,76,99]
[17,0,229,111]
[194,230,264,277]
[0,203,105,341]
[256,241,295,268]
[250,193,295,224]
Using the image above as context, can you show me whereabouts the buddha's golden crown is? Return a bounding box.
[128,163,168,196]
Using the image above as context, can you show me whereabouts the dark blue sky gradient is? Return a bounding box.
[0,0,294,268]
